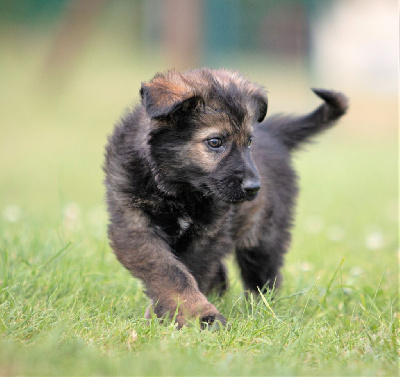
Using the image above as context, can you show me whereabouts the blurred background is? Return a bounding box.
[0,0,397,228]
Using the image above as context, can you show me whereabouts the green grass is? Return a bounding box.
[0,157,398,376]
[0,27,398,376]
[0,130,398,377]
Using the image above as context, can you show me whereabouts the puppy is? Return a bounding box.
[104,68,348,328]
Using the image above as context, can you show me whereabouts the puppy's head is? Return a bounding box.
[141,68,268,203]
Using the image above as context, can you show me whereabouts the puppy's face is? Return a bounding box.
[142,69,268,203]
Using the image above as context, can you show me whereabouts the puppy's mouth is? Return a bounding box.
[214,189,259,204]
[227,191,259,204]
[243,190,259,201]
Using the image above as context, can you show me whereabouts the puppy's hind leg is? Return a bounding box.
[206,261,229,296]
[235,242,285,295]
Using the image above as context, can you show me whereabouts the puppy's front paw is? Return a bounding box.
[200,313,227,330]
[145,296,227,330]
[197,302,227,330]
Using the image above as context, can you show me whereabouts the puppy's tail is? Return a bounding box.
[264,89,348,150]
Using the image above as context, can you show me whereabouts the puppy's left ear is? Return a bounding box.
[140,82,201,119]
[253,94,268,123]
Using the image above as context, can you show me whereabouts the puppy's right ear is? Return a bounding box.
[140,82,200,119]
[253,94,268,123]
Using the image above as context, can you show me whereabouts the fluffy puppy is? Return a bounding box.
[104,68,348,328]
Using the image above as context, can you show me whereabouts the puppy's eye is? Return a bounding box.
[248,137,253,148]
[207,138,223,149]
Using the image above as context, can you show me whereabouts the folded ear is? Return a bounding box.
[140,82,201,119]
[253,94,268,123]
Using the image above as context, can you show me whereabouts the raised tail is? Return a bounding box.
[263,89,348,150]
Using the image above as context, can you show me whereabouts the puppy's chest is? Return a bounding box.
[151,210,193,240]
[145,200,229,248]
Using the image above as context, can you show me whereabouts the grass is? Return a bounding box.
[0,170,398,376]
[0,24,398,376]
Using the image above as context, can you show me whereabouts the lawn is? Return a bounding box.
[0,34,398,376]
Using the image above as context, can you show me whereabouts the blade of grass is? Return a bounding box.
[321,258,345,308]
[257,287,282,323]
[42,241,72,267]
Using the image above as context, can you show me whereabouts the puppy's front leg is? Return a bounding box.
[108,212,226,328]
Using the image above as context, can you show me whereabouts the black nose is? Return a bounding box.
[242,179,260,196]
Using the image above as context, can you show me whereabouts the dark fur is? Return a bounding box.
[104,68,348,328]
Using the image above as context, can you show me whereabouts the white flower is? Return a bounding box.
[366,231,384,250]
[63,202,81,230]
[300,262,314,272]
[350,266,364,277]
[3,205,21,223]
